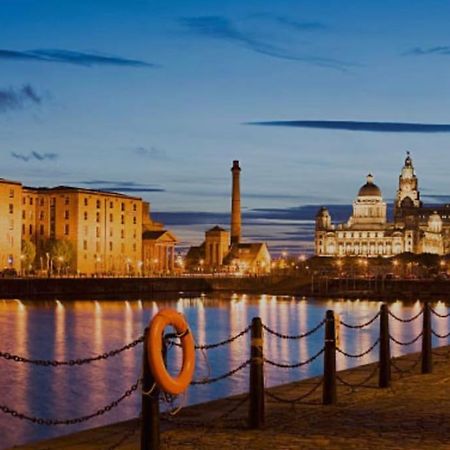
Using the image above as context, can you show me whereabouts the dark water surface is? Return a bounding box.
[0,295,448,449]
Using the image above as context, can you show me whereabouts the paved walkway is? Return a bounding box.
[12,346,450,450]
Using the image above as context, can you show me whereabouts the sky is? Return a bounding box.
[2,0,450,254]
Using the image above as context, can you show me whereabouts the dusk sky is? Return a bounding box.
[2,0,450,253]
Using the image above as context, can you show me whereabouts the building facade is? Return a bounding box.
[0,179,176,275]
[315,153,450,257]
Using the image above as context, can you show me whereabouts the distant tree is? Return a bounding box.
[21,240,36,273]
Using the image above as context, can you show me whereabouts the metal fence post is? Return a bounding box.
[141,327,160,450]
[421,302,432,374]
[378,304,391,388]
[249,317,264,428]
[322,310,337,405]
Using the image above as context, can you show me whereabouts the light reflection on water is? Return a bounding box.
[0,296,448,449]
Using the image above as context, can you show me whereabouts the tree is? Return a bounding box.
[21,240,36,273]
[44,239,75,275]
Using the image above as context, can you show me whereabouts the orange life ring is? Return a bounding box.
[147,309,195,395]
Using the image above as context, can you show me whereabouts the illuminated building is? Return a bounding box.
[315,153,450,257]
[186,161,271,273]
[0,179,176,275]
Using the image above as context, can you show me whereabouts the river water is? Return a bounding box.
[0,295,449,449]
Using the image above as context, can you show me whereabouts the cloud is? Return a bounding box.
[0,49,157,68]
[405,46,450,56]
[78,180,165,193]
[247,120,450,133]
[0,84,42,113]
[422,194,450,203]
[133,146,167,160]
[247,13,328,32]
[179,16,352,70]
[11,151,57,162]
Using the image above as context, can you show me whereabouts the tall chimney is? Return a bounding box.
[230,160,241,245]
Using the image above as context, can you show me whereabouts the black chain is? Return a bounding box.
[0,379,140,425]
[161,395,249,427]
[191,360,251,385]
[336,339,380,358]
[388,309,423,323]
[336,364,379,389]
[262,319,325,340]
[339,312,380,329]
[107,418,141,450]
[431,329,450,339]
[265,378,323,404]
[430,308,450,319]
[0,336,144,367]
[264,347,325,369]
[391,356,421,375]
[167,326,251,350]
[195,326,251,350]
[389,331,423,346]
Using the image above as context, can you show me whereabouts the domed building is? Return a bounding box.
[315,153,449,257]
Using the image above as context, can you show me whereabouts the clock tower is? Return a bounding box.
[395,151,421,216]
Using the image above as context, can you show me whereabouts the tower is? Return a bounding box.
[230,160,241,245]
[395,152,421,216]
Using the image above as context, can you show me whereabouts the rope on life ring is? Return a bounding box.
[147,309,195,395]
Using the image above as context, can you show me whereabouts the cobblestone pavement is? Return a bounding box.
[12,346,450,450]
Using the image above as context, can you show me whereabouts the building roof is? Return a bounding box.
[142,230,177,242]
[206,225,228,233]
[223,242,269,266]
[358,174,382,197]
[23,185,142,201]
[0,178,21,186]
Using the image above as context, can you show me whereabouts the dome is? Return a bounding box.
[358,174,382,197]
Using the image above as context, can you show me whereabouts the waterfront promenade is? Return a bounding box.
[14,345,450,450]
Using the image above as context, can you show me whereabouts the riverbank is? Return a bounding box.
[0,276,449,300]
[13,345,450,449]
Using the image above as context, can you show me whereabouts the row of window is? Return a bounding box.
[21,196,139,211]
[82,240,137,252]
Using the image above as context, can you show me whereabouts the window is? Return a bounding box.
[9,204,13,214]
[109,242,113,251]
[96,227,100,238]
[9,189,14,198]
[120,229,125,239]
[133,203,137,212]
[64,224,69,235]
[22,211,26,219]
[109,201,113,208]
[96,199,101,209]
[40,224,44,235]
[84,198,88,206]
[30,197,33,205]
[39,198,44,206]
[96,242,100,252]
[109,213,113,222]
[83,240,87,250]
[109,229,113,237]
[64,210,69,220]
[96,212,100,223]
[22,197,26,205]
[39,211,44,220]
[121,215,124,225]
[121,243,125,252]
[29,224,33,235]
[65,197,69,205]
[121,202,125,211]
[133,217,137,225]
[133,243,136,252]
[22,224,25,234]
[84,211,88,221]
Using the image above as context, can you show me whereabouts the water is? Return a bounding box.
[0,295,448,449]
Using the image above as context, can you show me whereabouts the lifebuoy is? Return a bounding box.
[147,309,195,395]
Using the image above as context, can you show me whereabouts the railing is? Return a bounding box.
[0,302,448,450]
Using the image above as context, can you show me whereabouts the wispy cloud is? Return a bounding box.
[179,16,352,70]
[133,146,167,160]
[78,180,165,193]
[0,84,42,113]
[11,151,57,162]
[247,13,328,32]
[405,46,450,56]
[0,49,158,68]
[247,120,450,133]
